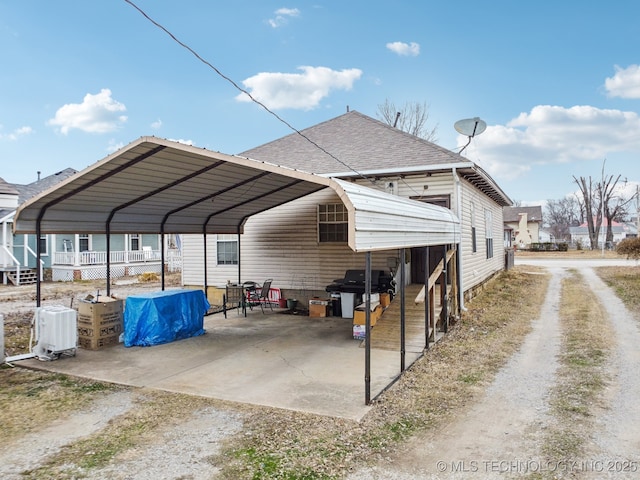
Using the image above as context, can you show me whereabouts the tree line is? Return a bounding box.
[544,168,638,250]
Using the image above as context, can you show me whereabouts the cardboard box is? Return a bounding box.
[353,304,382,326]
[78,334,120,350]
[309,299,330,318]
[380,293,391,308]
[77,296,124,349]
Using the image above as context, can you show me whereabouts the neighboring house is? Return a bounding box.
[1,170,179,284]
[569,219,638,248]
[503,206,543,248]
[181,111,513,305]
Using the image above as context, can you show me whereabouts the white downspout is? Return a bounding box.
[453,168,465,311]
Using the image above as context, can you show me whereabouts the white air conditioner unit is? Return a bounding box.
[32,306,77,361]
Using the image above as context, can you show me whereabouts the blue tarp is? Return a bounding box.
[124,289,210,347]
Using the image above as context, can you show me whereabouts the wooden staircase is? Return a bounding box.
[6,268,38,285]
[368,284,442,352]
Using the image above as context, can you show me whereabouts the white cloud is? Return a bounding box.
[267,7,300,28]
[465,105,640,181]
[235,66,362,110]
[386,41,420,57]
[151,119,162,129]
[0,125,33,141]
[605,65,640,99]
[47,89,127,135]
[168,138,195,146]
[106,139,125,154]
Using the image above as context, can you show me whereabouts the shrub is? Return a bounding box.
[616,237,640,259]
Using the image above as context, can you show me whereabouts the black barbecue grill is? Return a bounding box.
[325,269,394,295]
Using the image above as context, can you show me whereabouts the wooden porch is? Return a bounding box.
[369,284,446,351]
[369,247,458,352]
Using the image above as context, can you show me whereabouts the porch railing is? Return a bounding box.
[53,249,163,266]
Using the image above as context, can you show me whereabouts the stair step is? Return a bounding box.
[7,269,38,285]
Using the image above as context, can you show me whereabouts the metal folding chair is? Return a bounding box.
[246,279,274,313]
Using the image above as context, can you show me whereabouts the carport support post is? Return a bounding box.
[400,248,406,372]
[160,231,165,290]
[202,230,208,296]
[106,224,111,296]
[35,221,42,307]
[442,244,448,334]
[424,246,430,350]
[365,252,372,405]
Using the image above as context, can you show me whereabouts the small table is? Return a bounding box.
[224,284,246,317]
[223,282,261,317]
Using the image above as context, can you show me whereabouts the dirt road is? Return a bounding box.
[349,261,640,479]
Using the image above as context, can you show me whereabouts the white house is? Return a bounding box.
[181,111,513,306]
[503,206,543,248]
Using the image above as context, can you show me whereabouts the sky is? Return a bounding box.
[2,1,640,211]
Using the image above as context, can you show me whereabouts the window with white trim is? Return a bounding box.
[79,234,90,252]
[130,234,140,251]
[470,201,477,253]
[485,209,494,259]
[39,235,48,256]
[318,203,348,243]
[217,234,238,265]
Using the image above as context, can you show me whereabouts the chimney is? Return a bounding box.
[37,171,41,181]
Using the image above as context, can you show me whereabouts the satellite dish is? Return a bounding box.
[454,117,487,137]
[454,117,486,153]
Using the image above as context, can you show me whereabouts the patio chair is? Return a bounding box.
[246,279,274,313]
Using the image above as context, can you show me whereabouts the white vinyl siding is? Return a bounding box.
[182,171,506,298]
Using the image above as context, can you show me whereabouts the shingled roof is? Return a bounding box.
[240,110,512,206]
[241,110,471,175]
[503,206,543,223]
[14,168,78,204]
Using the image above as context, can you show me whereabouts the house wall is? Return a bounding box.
[183,188,397,303]
[182,171,506,304]
[0,193,18,210]
[457,176,505,295]
[505,219,541,246]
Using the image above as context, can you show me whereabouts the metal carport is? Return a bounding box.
[13,136,461,403]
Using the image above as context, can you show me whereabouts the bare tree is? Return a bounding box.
[544,196,581,241]
[601,175,636,243]
[573,175,602,249]
[376,99,439,142]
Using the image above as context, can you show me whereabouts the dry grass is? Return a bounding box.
[596,266,640,314]
[534,270,612,477]
[0,369,119,447]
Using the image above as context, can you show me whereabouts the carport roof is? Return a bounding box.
[14,137,460,252]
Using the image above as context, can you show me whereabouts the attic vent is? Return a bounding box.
[385,181,398,195]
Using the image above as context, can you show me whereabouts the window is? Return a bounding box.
[79,234,90,252]
[318,203,348,243]
[39,235,48,255]
[217,234,238,265]
[130,234,140,251]
[485,209,494,259]
[470,202,477,253]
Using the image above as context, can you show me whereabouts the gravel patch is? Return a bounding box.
[0,390,134,480]
[85,407,243,480]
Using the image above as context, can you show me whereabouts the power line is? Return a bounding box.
[123,0,372,184]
